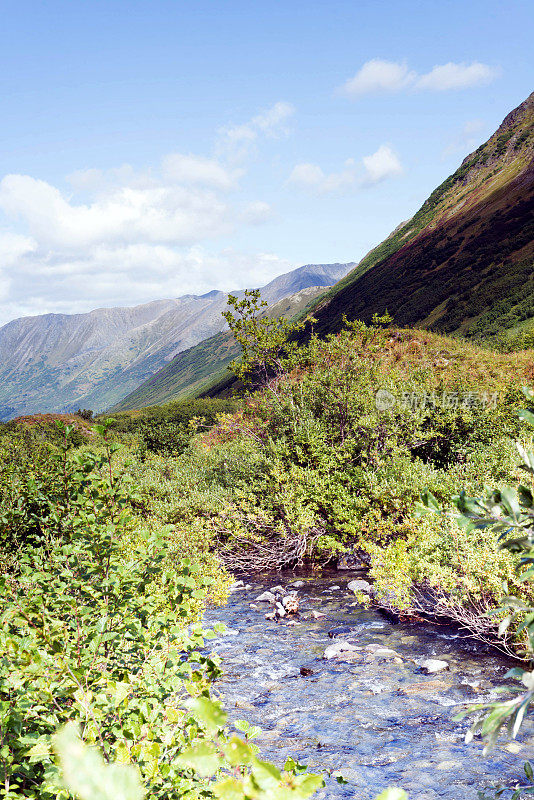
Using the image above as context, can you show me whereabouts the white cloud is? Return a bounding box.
[218,101,295,161]
[288,159,357,194]
[0,99,299,326]
[339,59,499,97]
[339,59,416,96]
[415,62,499,91]
[288,148,402,193]
[161,154,241,190]
[0,232,35,302]
[0,174,236,249]
[362,145,403,184]
[0,243,293,325]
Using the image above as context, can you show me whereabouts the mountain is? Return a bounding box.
[307,92,534,341]
[0,262,353,420]
[110,285,330,411]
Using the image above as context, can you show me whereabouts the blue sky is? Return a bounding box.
[0,0,532,324]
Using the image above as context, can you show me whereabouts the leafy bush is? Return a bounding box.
[0,424,333,800]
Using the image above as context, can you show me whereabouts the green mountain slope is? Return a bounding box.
[111,285,329,410]
[309,92,534,342]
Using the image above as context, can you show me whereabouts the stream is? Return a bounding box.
[204,571,534,800]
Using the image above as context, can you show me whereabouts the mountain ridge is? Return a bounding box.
[306,92,534,340]
[0,262,354,420]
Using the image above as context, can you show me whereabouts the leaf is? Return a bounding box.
[54,723,144,800]
[165,706,181,723]
[175,742,221,777]
[224,736,253,766]
[115,682,131,707]
[27,737,51,763]
[213,777,246,800]
[519,410,534,429]
[186,696,227,732]
[251,758,281,791]
[295,773,325,796]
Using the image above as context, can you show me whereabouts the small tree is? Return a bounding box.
[222,289,305,388]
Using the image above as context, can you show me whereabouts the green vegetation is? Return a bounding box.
[417,387,534,795]
[6,288,534,796]
[0,394,416,798]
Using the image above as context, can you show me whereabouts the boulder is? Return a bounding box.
[323,640,359,660]
[348,579,373,595]
[256,591,276,603]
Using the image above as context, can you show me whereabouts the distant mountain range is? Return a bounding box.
[0,262,353,420]
[110,285,327,411]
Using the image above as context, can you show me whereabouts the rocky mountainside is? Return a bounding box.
[307,92,534,341]
[0,263,353,419]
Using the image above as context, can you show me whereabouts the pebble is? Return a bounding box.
[265,611,276,620]
[289,580,305,588]
[281,592,299,609]
[270,584,286,594]
[402,679,451,695]
[311,610,326,619]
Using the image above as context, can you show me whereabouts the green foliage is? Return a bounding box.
[54,723,407,800]
[0,423,331,800]
[418,387,534,777]
[191,322,532,630]
[76,408,94,422]
[222,290,305,387]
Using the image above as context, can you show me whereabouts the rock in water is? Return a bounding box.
[419,659,449,674]
[323,640,358,660]
[347,579,373,595]
[282,593,300,614]
[275,602,287,618]
[328,626,354,639]
[256,591,276,603]
[311,610,326,620]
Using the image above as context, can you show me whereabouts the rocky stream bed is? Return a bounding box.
[204,571,534,800]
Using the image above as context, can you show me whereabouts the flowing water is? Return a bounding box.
[204,571,534,800]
